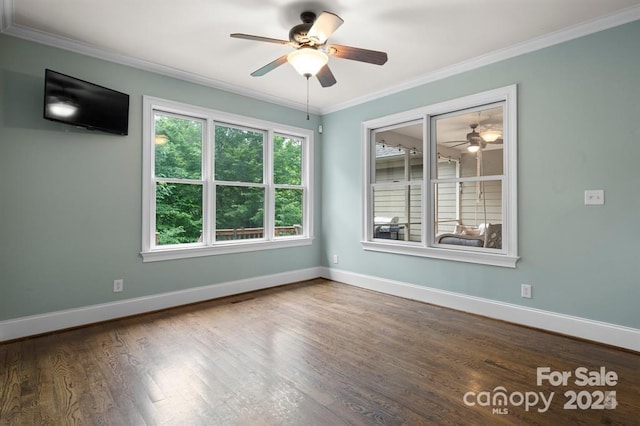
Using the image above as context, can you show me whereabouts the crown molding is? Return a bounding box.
[0,0,318,115]
[1,0,639,116]
[320,5,640,115]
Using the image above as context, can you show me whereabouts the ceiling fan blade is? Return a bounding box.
[230,33,291,46]
[250,55,289,77]
[440,140,467,145]
[450,142,468,148]
[316,65,337,87]
[326,44,388,65]
[308,11,344,44]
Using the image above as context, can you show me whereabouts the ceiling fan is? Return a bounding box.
[230,11,388,87]
[441,123,503,152]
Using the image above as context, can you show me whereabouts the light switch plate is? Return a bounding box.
[584,189,604,205]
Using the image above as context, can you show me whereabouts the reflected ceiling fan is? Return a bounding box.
[441,123,503,153]
[230,11,388,87]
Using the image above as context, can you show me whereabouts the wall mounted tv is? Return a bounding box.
[43,69,130,135]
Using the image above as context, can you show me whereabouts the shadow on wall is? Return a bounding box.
[2,69,95,135]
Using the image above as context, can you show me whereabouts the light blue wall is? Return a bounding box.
[0,35,322,320]
[321,20,640,329]
[2,20,640,330]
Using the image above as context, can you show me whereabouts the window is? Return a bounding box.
[362,85,518,267]
[372,121,423,243]
[142,97,313,262]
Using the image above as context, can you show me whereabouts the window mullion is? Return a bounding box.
[155,177,204,185]
[265,130,274,241]
[202,117,213,246]
[424,114,431,247]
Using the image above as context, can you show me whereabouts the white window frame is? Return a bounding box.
[141,96,313,262]
[362,85,518,268]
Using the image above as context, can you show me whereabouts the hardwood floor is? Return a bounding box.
[1,278,639,425]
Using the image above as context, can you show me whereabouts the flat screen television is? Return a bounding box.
[43,69,130,135]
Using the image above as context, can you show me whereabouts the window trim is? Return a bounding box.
[362,85,518,268]
[141,96,314,262]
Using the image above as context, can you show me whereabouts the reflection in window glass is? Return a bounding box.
[434,103,504,250]
[375,144,406,183]
[435,104,503,178]
[363,85,517,266]
[373,184,422,242]
[371,122,423,242]
[435,181,458,235]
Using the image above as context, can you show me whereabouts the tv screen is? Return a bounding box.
[43,69,130,135]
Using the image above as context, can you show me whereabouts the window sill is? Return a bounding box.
[361,240,519,268]
[141,237,314,262]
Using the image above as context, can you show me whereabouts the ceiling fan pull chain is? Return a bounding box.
[306,76,310,120]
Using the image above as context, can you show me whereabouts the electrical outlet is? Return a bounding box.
[521,284,532,299]
[113,279,124,293]
[332,254,339,264]
[584,189,604,205]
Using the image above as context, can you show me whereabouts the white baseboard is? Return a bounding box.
[321,267,640,353]
[3,266,638,353]
[0,267,322,342]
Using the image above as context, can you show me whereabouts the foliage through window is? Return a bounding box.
[142,97,313,261]
[362,86,518,267]
[154,114,203,245]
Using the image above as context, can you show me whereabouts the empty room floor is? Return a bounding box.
[1,278,638,425]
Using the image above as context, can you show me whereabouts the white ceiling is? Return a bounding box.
[2,0,640,114]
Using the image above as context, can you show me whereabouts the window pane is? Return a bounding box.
[460,180,502,227]
[435,180,502,249]
[155,183,203,245]
[216,186,265,240]
[373,184,421,242]
[274,135,302,185]
[375,144,406,183]
[433,103,505,251]
[154,114,202,179]
[275,188,303,237]
[407,184,422,242]
[459,148,504,178]
[435,105,503,178]
[410,154,423,180]
[215,124,264,183]
[435,181,459,235]
[373,122,423,184]
[374,144,424,183]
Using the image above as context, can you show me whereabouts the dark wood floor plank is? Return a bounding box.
[0,346,21,424]
[1,278,639,425]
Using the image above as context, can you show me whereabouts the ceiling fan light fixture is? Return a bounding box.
[467,142,480,153]
[481,130,502,143]
[287,48,328,77]
[155,134,169,145]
